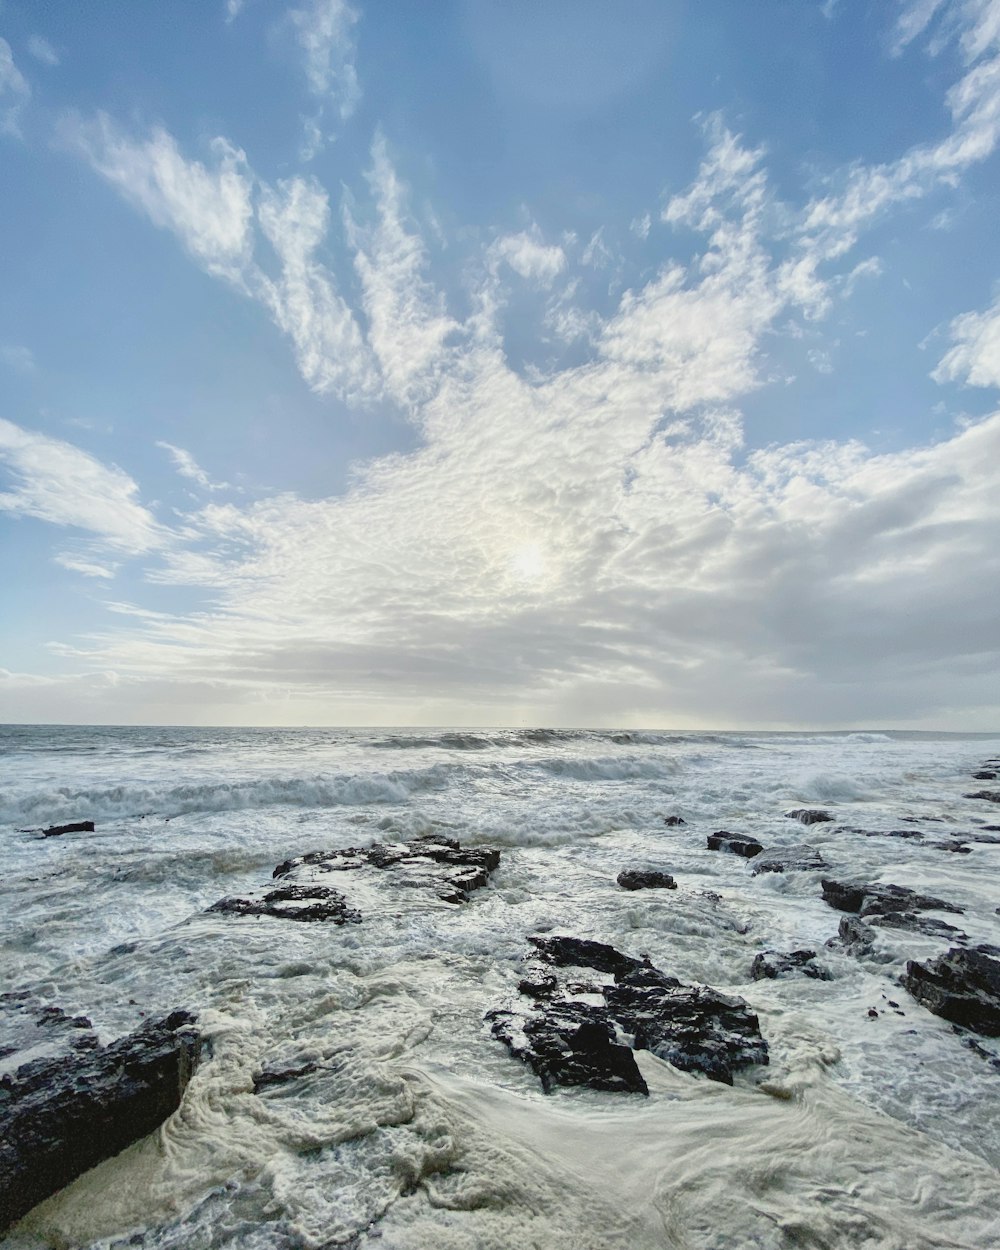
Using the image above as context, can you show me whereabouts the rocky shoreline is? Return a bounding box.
[3,756,1000,1238]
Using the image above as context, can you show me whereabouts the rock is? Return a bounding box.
[487,935,768,1094]
[820,879,963,918]
[750,844,826,875]
[835,916,877,956]
[750,950,830,981]
[784,809,833,825]
[617,869,677,891]
[965,790,1000,804]
[210,884,361,924]
[0,1011,200,1233]
[706,832,764,858]
[663,816,686,826]
[972,771,998,781]
[212,834,500,920]
[41,821,94,837]
[821,879,967,942]
[902,946,1000,1036]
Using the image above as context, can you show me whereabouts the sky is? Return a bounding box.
[1,0,1000,729]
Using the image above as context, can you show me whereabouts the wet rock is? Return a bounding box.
[210,884,361,924]
[663,816,686,826]
[41,821,94,838]
[902,946,1000,1036]
[750,949,831,981]
[820,879,963,918]
[617,869,677,891]
[835,916,877,956]
[707,831,763,858]
[821,879,967,942]
[0,1011,200,1233]
[784,808,833,825]
[965,790,1000,804]
[487,935,768,1094]
[751,844,826,875]
[972,771,998,781]
[272,834,500,905]
[213,834,500,920]
[0,996,99,1075]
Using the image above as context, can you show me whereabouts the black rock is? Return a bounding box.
[213,834,501,920]
[0,1011,200,1233]
[209,884,361,924]
[834,916,877,956]
[750,949,831,981]
[41,821,94,837]
[706,832,764,858]
[902,946,1000,1036]
[617,869,677,891]
[965,790,1000,803]
[972,771,998,781]
[751,844,826,875]
[821,879,967,943]
[663,816,686,826]
[488,936,768,1094]
[820,879,963,918]
[784,809,833,825]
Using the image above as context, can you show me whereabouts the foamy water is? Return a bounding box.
[2,725,1000,1249]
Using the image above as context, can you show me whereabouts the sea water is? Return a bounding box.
[2,725,1000,1249]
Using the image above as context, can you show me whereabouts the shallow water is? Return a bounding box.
[2,726,1000,1249]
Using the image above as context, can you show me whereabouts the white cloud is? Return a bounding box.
[933,293,1000,387]
[0,38,29,138]
[64,116,254,283]
[55,554,117,579]
[290,0,360,156]
[0,419,167,553]
[27,35,59,67]
[1,343,36,373]
[157,442,233,492]
[492,229,567,286]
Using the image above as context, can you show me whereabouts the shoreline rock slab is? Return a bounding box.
[211,834,500,920]
[0,1011,200,1233]
[902,947,1000,1036]
[41,821,95,838]
[821,879,967,942]
[751,845,826,876]
[707,832,764,858]
[487,935,768,1094]
[617,869,677,891]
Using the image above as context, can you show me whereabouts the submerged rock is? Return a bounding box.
[617,869,677,891]
[965,790,1000,804]
[750,949,831,981]
[751,844,826,875]
[40,820,95,837]
[211,834,500,920]
[902,946,1000,1036]
[663,815,686,826]
[0,1011,200,1233]
[487,935,768,1094]
[784,808,833,825]
[706,831,764,858]
[972,771,998,781]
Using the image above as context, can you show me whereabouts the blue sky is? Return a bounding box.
[1,0,999,727]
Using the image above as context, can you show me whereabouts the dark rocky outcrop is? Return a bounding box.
[901,946,1000,1036]
[663,816,686,826]
[617,869,677,891]
[835,916,877,956]
[972,771,998,781]
[750,844,826,876]
[821,879,967,942]
[965,790,1000,804]
[750,949,831,981]
[211,835,500,920]
[210,884,361,924]
[487,935,768,1094]
[784,809,833,825]
[706,832,763,858]
[40,821,95,837]
[0,1011,200,1233]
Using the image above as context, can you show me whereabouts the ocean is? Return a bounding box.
[2,724,1000,1249]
